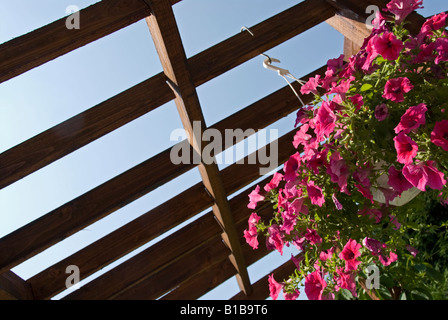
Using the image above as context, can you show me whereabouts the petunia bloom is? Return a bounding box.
[382,77,414,103]
[244,212,260,249]
[284,289,301,300]
[402,161,446,191]
[373,31,404,61]
[283,152,301,182]
[305,270,327,300]
[387,165,413,194]
[394,103,427,134]
[266,225,285,255]
[292,124,312,149]
[335,267,357,297]
[247,185,265,209]
[327,151,350,194]
[339,239,362,272]
[314,101,336,139]
[394,132,418,165]
[420,12,448,39]
[305,228,322,246]
[300,75,321,95]
[385,0,424,24]
[431,120,448,151]
[375,103,389,121]
[264,172,284,192]
[306,180,325,207]
[268,274,283,300]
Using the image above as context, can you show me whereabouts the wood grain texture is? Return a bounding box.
[146,0,253,295]
[0,0,152,84]
[0,0,333,191]
[0,271,34,300]
[11,63,326,298]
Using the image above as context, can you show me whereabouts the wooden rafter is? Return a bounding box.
[144,0,252,295]
[0,0,443,301]
[0,0,334,192]
[27,64,325,299]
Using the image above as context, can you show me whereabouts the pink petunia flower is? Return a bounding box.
[314,101,337,140]
[264,172,284,192]
[355,183,374,204]
[387,165,413,194]
[306,180,325,207]
[420,12,448,40]
[363,237,386,255]
[327,151,350,194]
[335,267,357,297]
[394,132,418,165]
[283,152,301,182]
[244,212,261,249]
[247,185,265,209]
[292,124,312,149]
[266,225,285,255]
[305,228,322,246]
[244,228,259,250]
[379,251,398,266]
[300,75,321,95]
[402,162,427,191]
[394,103,427,134]
[291,253,304,271]
[284,289,301,300]
[375,103,389,121]
[403,161,446,191]
[268,274,283,300]
[432,37,448,64]
[363,237,398,266]
[382,77,414,103]
[305,270,327,300]
[431,120,448,151]
[373,31,404,61]
[424,160,447,190]
[384,0,424,24]
[294,106,312,127]
[339,239,362,272]
[327,54,345,74]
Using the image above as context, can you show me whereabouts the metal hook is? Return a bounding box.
[263,57,290,77]
[240,26,254,37]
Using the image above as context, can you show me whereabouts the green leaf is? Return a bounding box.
[360,83,373,92]
[339,288,354,300]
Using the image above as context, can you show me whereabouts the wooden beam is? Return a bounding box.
[0,0,333,191]
[145,0,252,295]
[326,12,371,49]
[343,37,361,62]
[325,0,428,36]
[0,0,152,84]
[0,73,173,190]
[0,144,196,274]
[0,63,325,280]
[64,173,276,300]
[28,118,301,299]
[0,271,34,300]
[231,257,300,300]
[188,0,335,87]
[160,202,275,300]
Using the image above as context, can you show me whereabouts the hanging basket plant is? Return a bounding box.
[244,0,448,300]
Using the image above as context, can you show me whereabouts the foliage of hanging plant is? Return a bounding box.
[244,0,448,300]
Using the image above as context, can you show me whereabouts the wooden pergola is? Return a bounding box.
[0,0,430,300]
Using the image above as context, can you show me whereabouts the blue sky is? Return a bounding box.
[0,0,446,300]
